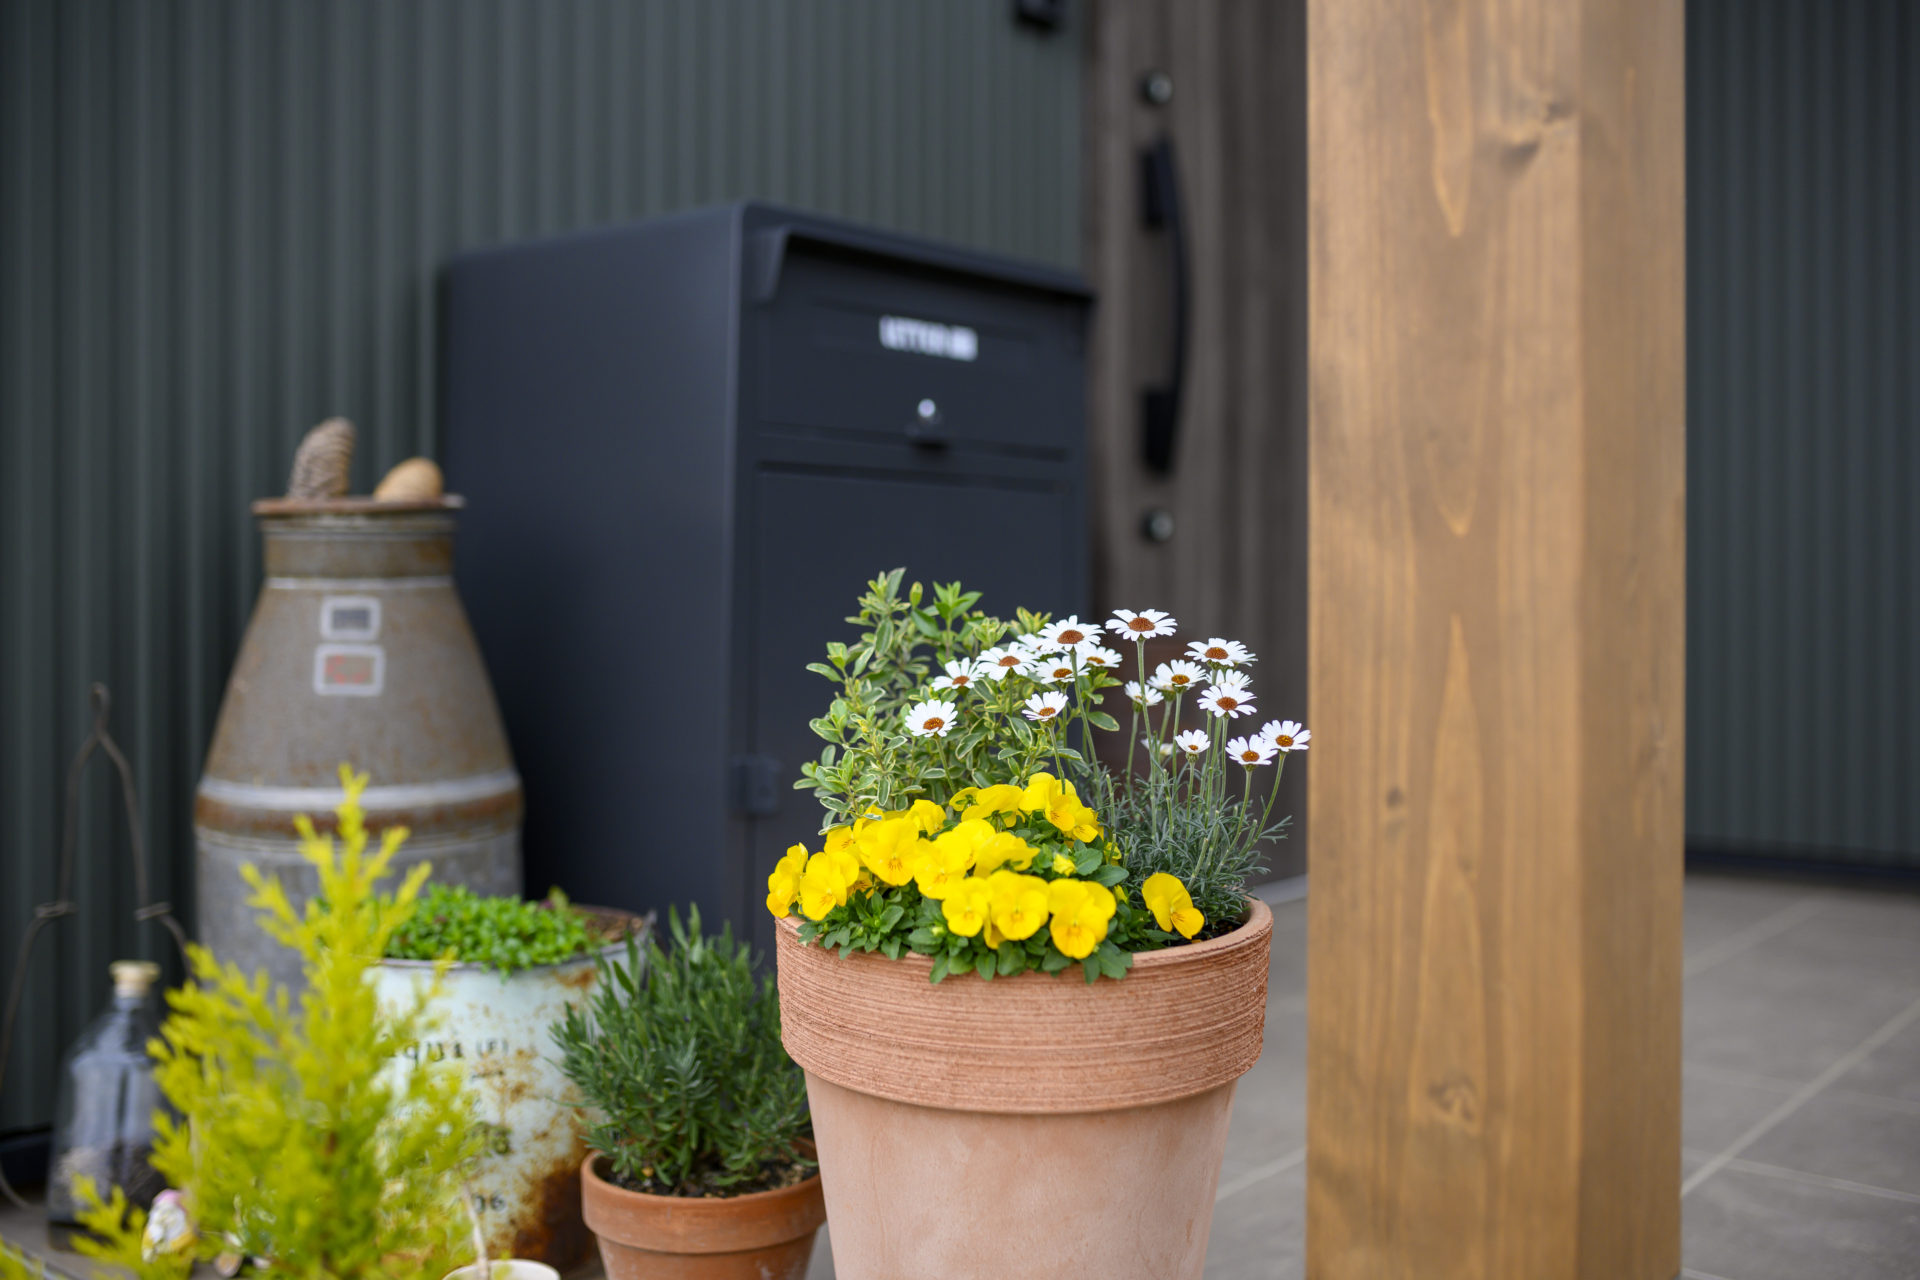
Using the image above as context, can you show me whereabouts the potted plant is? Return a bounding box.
[768,572,1308,1279]
[551,907,820,1280]
[71,767,483,1280]
[377,884,645,1272]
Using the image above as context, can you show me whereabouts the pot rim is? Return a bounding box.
[253,496,466,515]
[376,905,648,974]
[579,1142,820,1210]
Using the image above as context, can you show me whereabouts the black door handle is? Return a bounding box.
[1140,135,1189,476]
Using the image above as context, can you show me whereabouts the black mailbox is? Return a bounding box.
[444,203,1091,955]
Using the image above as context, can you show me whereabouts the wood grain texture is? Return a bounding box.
[1083,0,1310,876]
[1304,0,1684,1276]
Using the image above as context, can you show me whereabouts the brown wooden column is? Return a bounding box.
[1304,1,1684,1277]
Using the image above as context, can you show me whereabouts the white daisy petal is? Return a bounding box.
[1174,729,1210,756]
[977,646,1028,680]
[1149,659,1207,692]
[1123,680,1165,707]
[1039,615,1097,651]
[1226,735,1277,766]
[904,699,958,738]
[1186,637,1256,667]
[930,658,985,692]
[1022,690,1070,723]
[1197,688,1258,719]
[1106,608,1178,640]
[1258,719,1310,751]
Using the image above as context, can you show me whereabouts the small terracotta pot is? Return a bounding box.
[776,898,1271,1280]
[579,1148,824,1280]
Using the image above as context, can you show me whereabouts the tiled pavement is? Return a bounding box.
[7,874,1916,1279]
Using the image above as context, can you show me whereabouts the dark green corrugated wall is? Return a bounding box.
[2,0,1079,1137]
[1687,0,1920,869]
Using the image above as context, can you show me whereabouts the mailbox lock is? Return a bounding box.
[906,398,949,449]
[1142,507,1176,543]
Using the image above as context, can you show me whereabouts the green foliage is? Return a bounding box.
[796,569,1111,824]
[74,767,479,1280]
[1077,764,1285,933]
[385,883,597,976]
[550,907,811,1198]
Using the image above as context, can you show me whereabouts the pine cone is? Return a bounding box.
[286,418,355,498]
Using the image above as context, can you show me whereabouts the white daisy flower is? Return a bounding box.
[1022,690,1070,723]
[1040,615,1098,651]
[1226,735,1277,766]
[1150,659,1207,692]
[1174,729,1210,756]
[1029,654,1081,685]
[1208,669,1253,696]
[977,646,1029,680]
[931,658,985,692]
[1198,687,1257,719]
[1141,738,1175,759]
[1106,608,1178,640]
[1124,680,1165,707]
[1187,637,1255,667]
[904,699,959,738]
[1259,719,1311,752]
[1077,645,1124,670]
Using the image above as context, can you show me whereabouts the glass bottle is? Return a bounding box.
[45,960,169,1244]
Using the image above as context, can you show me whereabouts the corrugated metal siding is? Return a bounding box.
[1,0,1080,1135]
[1686,0,1919,867]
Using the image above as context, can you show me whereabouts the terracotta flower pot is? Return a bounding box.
[579,1149,825,1280]
[776,897,1272,1280]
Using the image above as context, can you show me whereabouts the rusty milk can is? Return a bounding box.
[195,497,522,990]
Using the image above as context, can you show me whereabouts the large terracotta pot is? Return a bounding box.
[579,1150,824,1280]
[776,898,1272,1280]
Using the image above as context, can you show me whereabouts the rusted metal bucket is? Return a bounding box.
[195,497,523,991]
[374,909,645,1272]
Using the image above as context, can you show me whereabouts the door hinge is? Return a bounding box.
[732,754,783,818]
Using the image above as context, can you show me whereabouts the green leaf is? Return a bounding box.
[1041,949,1074,973]
[947,950,975,975]
[996,945,1023,976]
[1087,710,1121,733]
[930,953,951,984]
[1091,864,1127,888]
[1082,955,1101,984]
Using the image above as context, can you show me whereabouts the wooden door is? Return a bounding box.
[1084,0,1310,876]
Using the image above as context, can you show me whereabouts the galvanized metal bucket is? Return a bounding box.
[374,909,645,1272]
[195,497,523,991]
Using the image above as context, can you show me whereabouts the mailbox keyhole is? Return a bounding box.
[906,398,949,449]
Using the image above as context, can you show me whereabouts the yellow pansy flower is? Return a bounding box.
[916,823,986,899]
[1050,853,1076,875]
[799,852,853,920]
[823,826,856,855]
[1020,771,1101,842]
[1047,878,1117,959]
[960,783,1026,824]
[765,842,809,918]
[941,878,992,937]
[1141,872,1205,939]
[983,915,1004,949]
[972,831,1036,876]
[909,798,947,836]
[854,815,927,887]
[986,870,1050,940]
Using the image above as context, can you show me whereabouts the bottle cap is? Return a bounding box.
[110,960,160,997]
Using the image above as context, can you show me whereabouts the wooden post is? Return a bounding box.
[1305,1,1684,1277]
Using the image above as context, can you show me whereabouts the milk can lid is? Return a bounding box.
[110,960,160,997]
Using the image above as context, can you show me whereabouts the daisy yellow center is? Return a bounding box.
[951,675,970,685]
[1239,750,1258,762]
[924,717,946,731]
[1206,647,1227,660]
[1128,618,1152,632]
[1275,735,1293,748]
[1218,695,1240,708]
[997,655,1021,667]
[1037,707,1056,718]
[1171,675,1191,686]
[1059,629,1086,645]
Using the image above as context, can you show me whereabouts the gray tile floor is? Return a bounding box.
[7,873,1917,1279]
